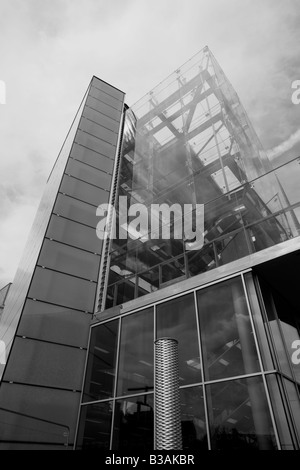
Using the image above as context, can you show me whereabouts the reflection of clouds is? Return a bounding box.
[118,309,154,393]
[157,295,199,369]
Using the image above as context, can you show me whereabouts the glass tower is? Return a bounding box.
[1,47,300,450]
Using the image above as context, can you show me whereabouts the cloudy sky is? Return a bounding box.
[0,0,300,287]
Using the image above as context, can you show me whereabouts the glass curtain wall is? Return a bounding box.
[0,78,125,449]
[77,272,299,450]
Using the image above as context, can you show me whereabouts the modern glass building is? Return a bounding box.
[0,47,300,450]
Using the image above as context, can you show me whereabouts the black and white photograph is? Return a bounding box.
[0,0,300,454]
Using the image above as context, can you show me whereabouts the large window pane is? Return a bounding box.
[88,89,122,120]
[197,277,260,381]
[243,272,274,371]
[117,308,154,396]
[38,239,100,281]
[79,116,117,145]
[60,174,110,207]
[83,106,120,133]
[76,402,112,450]
[206,377,277,450]
[91,77,124,102]
[156,294,202,385]
[71,142,114,172]
[29,266,96,312]
[17,299,91,347]
[3,337,86,390]
[47,214,103,254]
[266,374,296,450]
[65,158,111,190]
[180,386,207,450]
[89,85,123,111]
[54,193,98,228]
[112,394,154,451]
[83,320,119,402]
[284,379,300,443]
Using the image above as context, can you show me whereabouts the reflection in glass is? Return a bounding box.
[112,394,154,451]
[17,299,91,347]
[38,239,99,281]
[83,320,119,402]
[157,294,201,384]
[76,402,112,450]
[180,386,207,450]
[46,214,103,254]
[243,273,274,371]
[60,174,109,207]
[259,278,293,378]
[29,266,96,312]
[284,379,300,442]
[207,377,277,450]
[197,277,260,381]
[71,141,114,172]
[117,308,154,396]
[65,158,111,190]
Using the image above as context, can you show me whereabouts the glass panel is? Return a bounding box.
[206,376,277,450]
[60,174,110,207]
[187,243,216,277]
[216,230,250,265]
[180,386,207,450]
[88,89,122,120]
[85,95,121,124]
[197,277,260,381]
[137,268,159,297]
[91,77,124,102]
[17,299,91,347]
[83,320,119,402]
[0,382,80,443]
[29,266,96,312]
[284,379,300,443]
[117,308,154,396]
[47,214,103,254]
[112,394,154,451]
[89,85,123,110]
[157,294,202,384]
[75,129,116,158]
[161,256,186,286]
[83,105,120,133]
[243,272,274,370]
[266,374,296,450]
[76,402,112,450]
[54,193,98,228]
[3,337,86,390]
[71,142,114,172]
[38,239,100,281]
[65,158,111,190]
[115,279,136,306]
[259,278,293,378]
[79,116,118,145]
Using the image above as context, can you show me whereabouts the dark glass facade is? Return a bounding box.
[76,268,300,450]
[0,77,125,449]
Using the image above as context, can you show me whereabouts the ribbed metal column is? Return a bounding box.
[154,338,182,450]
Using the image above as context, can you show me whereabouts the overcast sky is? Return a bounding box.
[0,0,300,287]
